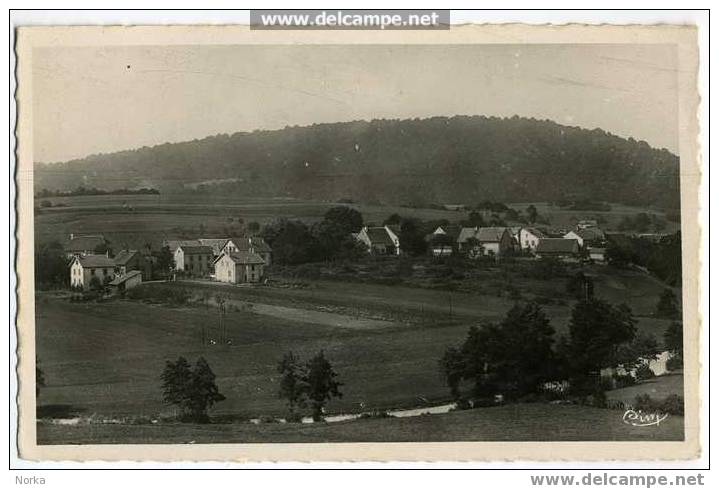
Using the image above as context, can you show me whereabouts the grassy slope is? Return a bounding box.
[37,403,684,445]
[606,374,685,405]
[36,295,471,418]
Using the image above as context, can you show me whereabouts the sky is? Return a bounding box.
[32,43,679,163]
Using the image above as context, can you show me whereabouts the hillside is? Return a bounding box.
[35,116,680,208]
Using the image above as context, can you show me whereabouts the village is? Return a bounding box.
[64,214,631,292]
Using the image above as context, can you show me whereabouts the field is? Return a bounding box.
[37,403,683,444]
[34,195,683,443]
[36,262,677,423]
[34,194,680,251]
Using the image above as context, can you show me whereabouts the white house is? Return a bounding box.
[174,245,214,276]
[518,227,546,252]
[355,226,401,255]
[214,251,265,284]
[69,254,117,290]
[457,227,514,256]
[564,227,606,248]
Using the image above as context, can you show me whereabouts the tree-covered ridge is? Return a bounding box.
[35,115,680,208]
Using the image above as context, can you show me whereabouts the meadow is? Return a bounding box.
[37,402,683,444]
[34,195,682,443]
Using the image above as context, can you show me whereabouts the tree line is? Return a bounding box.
[35,115,680,208]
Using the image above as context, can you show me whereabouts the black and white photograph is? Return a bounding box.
[12,18,704,464]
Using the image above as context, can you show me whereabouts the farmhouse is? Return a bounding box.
[518,227,546,252]
[221,237,273,266]
[426,224,460,256]
[214,251,266,284]
[535,238,580,260]
[113,249,151,278]
[65,234,107,258]
[174,245,214,276]
[108,270,143,293]
[69,254,116,290]
[457,227,514,257]
[564,227,606,248]
[355,226,401,255]
[162,239,199,254]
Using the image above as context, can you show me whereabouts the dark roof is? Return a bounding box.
[198,238,229,255]
[536,238,580,254]
[113,249,140,265]
[66,235,105,252]
[109,270,142,286]
[364,227,395,246]
[163,239,199,252]
[230,237,272,253]
[458,227,509,243]
[73,255,116,268]
[221,251,266,265]
[178,245,214,255]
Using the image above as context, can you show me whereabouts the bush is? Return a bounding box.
[666,355,683,371]
[357,410,392,420]
[633,393,684,416]
[635,363,656,381]
[285,412,304,423]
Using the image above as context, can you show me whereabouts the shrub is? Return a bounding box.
[635,363,656,381]
[633,393,684,416]
[666,355,683,371]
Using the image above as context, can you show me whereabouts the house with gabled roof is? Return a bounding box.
[69,254,117,290]
[174,245,214,276]
[355,226,401,255]
[113,249,151,279]
[457,226,514,257]
[535,238,580,260]
[564,227,606,248]
[519,227,546,252]
[108,270,143,293]
[214,251,266,284]
[221,237,273,266]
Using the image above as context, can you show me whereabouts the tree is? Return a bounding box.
[155,246,175,276]
[439,346,465,400]
[161,356,225,422]
[441,303,557,400]
[262,218,318,265]
[398,218,427,256]
[247,221,261,234]
[35,241,68,289]
[383,213,402,226]
[277,352,308,419]
[323,206,363,234]
[664,321,683,354]
[526,204,538,224]
[567,299,637,385]
[566,271,594,301]
[304,350,342,421]
[656,288,680,319]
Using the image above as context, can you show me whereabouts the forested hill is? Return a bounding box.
[34,115,680,208]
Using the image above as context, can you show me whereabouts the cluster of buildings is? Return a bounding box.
[353,220,608,262]
[67,234,150,292]
[163,237,271,284]
[66,233,273,291]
